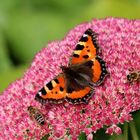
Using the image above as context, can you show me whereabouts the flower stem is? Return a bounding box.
[129,121,139,140]
[123,123,128,140]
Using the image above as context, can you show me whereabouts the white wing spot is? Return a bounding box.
[38,92,42,96]
[83,34,88,38]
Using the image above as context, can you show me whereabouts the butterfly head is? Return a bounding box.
[60,66,69,73]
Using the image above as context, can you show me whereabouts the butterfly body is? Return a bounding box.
[61,60,94,93]
[35,29,108,104]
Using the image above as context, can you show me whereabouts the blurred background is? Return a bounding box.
[0,0,140,139]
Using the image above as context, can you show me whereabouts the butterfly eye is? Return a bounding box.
[61,66,70,73]
[60,66,65,71]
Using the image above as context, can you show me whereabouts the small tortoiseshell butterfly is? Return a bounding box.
[35,29,108,104]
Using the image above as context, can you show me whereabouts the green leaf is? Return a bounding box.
[133,110,140,138]
[78,132,87,140]
[40,134,49,140]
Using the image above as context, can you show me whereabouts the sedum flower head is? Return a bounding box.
[0,18,140,139]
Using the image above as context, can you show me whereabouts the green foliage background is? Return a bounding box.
[0,0,140,139]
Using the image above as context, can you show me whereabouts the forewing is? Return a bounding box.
[35,74,67,104]
[70,29,99,65]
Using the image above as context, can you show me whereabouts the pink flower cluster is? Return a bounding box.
[0,18,140,140]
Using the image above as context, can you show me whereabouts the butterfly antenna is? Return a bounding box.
[89,82,94,90]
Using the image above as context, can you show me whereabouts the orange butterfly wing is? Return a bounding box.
[35,74,67,104]
[70,29,108,86]
[35,29,107,105]
[35,74,94,104]
[66,87,94,104]
[70,29,99,65]
[91,57,108,86]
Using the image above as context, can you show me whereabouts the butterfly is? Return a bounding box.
[35,29,108,104]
